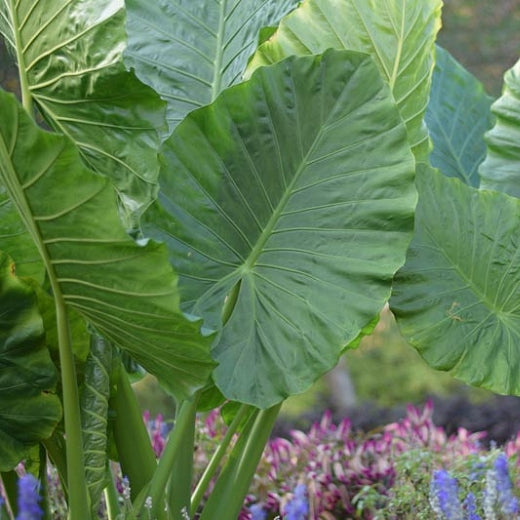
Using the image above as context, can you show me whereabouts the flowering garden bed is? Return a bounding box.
[3,402,520,519]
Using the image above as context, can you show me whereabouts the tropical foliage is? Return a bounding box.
[1,0,520,518]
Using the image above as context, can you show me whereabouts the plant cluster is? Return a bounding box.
[2,0,520,518]
[4,403,520,519]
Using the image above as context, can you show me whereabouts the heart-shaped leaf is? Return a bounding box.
[0,251,61,471]
[246,0,442,161]
[124,0,299,131]
[144,50,416,407]
[479,58,520,196]
[391,165,520,394]
[0,88,214,401]
[0,0,166,217]
[426,46,494,187]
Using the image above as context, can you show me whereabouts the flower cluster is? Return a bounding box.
[429,452,520,519]
[235,401,486,519]
[16,474,43,520]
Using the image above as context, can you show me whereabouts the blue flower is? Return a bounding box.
[284,484,309,520]
[462,492,481,520]
[249,503,267,520]
[493,453,519,515]
[16,474,43,520]
[429,470,463,520]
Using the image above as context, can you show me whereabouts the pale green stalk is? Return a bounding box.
[104,467,122,520]
[190,404,250,516]
[135,396,199,519]
[55,297,91,520]
[199,404,282,520]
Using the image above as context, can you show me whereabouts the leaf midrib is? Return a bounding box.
[242,100,329,273]
[211,0,228,101]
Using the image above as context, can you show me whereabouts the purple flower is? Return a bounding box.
[249,503,267,520]
[284,484,309,520]
[429,470,463,520]
[462,492,480,520]
[16,474,43,520]
[493,453,519,515]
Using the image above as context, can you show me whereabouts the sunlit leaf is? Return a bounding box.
[246,0,442,161]
[0,88,214,402]
[0,0,166,217]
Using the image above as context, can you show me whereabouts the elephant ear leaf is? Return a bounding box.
[0,251,61,471]
[426,46,494,187]
[144,50,416,408]
[0,88,215,402]
[246,0,442,161]
[124,0,299,131]
[479,58,520,196]
[0,0,166,217]
[390,165,520,395]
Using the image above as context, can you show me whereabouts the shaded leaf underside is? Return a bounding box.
[0,251,61,471]
[426,46,494,187]
[124,0,299,131]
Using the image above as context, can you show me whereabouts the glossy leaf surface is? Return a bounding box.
[391,165,520,395]
[426,47,494,187]
[0,0,166,216]
[0,252,61,471]
[0,88,214,401]
[479,58,520,196]
[246,0,442,161]
[124,0,298,131]
[145,50,416,407]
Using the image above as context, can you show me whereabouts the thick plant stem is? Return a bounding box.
[167,398,197,520]
[138,396,199,519]
[199,403,282,520]
[190,404,250,516]
[55,297,91,519]
[104,467,121,520]
[110,365,160,509]
[52,301,88,516]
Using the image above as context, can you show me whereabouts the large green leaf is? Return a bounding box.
[390,165,520,394]
[124,0,298,132]
[426,46,494,187]
[0,0,166,217]
[0,183,43,281]
[479,58,520,196]
[246,0,442,161]
[144,50,416,407]
[0,88,215,401]
[0,251,62,471]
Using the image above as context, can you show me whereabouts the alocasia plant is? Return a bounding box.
[2,0,518,519]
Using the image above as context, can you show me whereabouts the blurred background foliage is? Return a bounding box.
[1,0,519,419]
